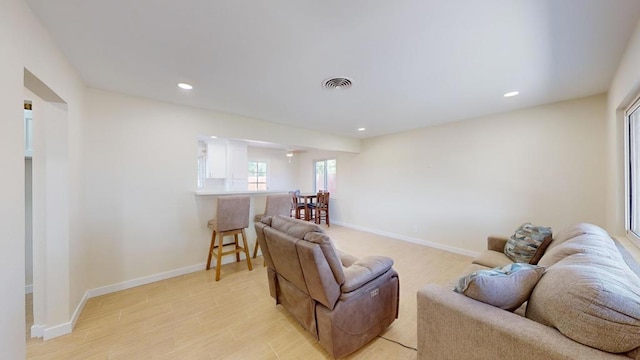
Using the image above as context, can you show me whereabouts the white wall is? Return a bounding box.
[0,3,629,356]
[293,149,354,223]
[1,0,86,353]
[83,89,358,289]
[328,95,607,253]
[247,147,298,191]
[607,19,640,236]
[0,3,27,356]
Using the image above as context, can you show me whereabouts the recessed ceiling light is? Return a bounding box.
[357,127,366,131]
[178,83,193,90]
[504,91,519,97]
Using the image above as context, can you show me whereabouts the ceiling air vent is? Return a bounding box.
[323,77,353,90]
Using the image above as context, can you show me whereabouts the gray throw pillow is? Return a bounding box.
[504,223,552,264]
[454,263,545,311]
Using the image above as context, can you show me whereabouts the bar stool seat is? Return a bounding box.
[206,196,253,281]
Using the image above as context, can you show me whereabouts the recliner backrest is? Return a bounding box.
[264,216,344,309]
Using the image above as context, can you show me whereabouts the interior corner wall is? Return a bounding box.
[607,19,640,236]
[0,1,27,357]
[333,94,607,253]
[1,0,86,353]
[82,89,358,290]
[292,149,358,224]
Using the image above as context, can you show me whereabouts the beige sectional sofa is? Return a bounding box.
[417,223,640,360]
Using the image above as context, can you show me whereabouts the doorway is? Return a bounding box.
[24,101,34,340]
[23,68,71,340]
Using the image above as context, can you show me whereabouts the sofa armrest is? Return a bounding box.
[342,256,393,293]
[487,235,509,252]
[417,284,625,360]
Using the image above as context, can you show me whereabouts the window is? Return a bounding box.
[248,161,267,191]
[314,159,336,194]
[628,99,640,240]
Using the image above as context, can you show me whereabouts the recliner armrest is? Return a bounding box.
[341,256,394,293]
[336,249,358,267]
[487,235,509,252]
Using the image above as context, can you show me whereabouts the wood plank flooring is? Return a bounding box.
[26,225,472,359]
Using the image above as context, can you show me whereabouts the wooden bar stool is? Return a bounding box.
[253,193,291,258]
[206,195,252,281]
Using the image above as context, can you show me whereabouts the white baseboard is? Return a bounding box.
[69,290,89,331]
[25,284,33,294]
[30,324,45,338]
[332,221,480,258]
[85,263,205,298]
[43,321,72,340]
[40,262,206,340]
[35,224,475,340]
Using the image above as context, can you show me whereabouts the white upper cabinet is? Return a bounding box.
[227,141,248,190]
[205,140,248,190]
[206,141,227,178]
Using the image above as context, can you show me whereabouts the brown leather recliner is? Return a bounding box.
[255,215,400,358]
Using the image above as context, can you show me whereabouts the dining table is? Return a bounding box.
[297,193,317,221]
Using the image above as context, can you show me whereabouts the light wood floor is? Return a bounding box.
[26,225,472,360]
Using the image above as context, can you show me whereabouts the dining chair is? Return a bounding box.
[290,190,306,219]
[309,191,330,226]
[253,193,291,259]
[206,195,253,281]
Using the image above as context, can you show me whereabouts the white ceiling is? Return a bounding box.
[26,0,640,138]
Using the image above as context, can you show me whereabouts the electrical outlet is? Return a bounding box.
[370,288,379,297]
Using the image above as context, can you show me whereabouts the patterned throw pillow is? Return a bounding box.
[454,263,545,311]
[504,223,553,264]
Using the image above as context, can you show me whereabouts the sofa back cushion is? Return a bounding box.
[545,222,610,253]
[538,233,620,268]
[526,233,640,353]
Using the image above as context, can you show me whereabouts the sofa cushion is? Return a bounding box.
[473,250,513,268]
[454,263,545,311]
[504,223,552,264]
[538,233,622,268]
[546,222,609,253]
[526,249,640,353]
